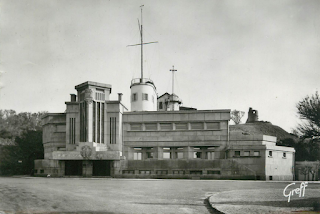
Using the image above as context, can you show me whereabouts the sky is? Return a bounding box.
[0,0,319,133]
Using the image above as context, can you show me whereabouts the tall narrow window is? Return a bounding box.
[110,117,116,144]
[101,103,105,143]
[132,93,137,102]
[80,102,87,142]
[159,102,163,109]
[97,102,100,143]
[93,101,96,142]
[69,118,76,144]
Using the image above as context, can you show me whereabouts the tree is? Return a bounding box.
[230,109,245,125]
[296,91,320,138]
[0,110,46,139]
[0,130,43,175]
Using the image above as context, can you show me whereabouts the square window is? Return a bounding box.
[134,152,142,160]
[254,151,260,156]
[244,151,250,156]
[142,93,148,101]
[194,151,202,159]
[234,151,240,156]
[176,152,184,159]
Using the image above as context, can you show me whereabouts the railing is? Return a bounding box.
[131,78,155,86]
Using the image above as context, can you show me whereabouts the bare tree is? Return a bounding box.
[230,109,245,125]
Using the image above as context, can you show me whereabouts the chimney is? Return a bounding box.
[70,94,76,102]
[118,93,123,102]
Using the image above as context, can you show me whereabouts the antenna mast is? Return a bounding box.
[140,5,144,81]
[127,6,158,83]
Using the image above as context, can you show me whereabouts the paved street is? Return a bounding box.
[0,177,319,214]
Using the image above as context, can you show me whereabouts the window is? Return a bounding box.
[110,117,116,144]
[173,170,185,175]
[194,151,202,159]
[207,170,220,175]
[283,152,286,158]
[69,117,76,144]
[207,151,215,160]
[132,93,138,102]
[234,151,240,157]
[269,176,273,180]
[145,123,157,131]
[244,151,250,156]
[206,122,220,129]
[142,93,148,101]
[95,92,105,101]
[156,170,168,175]
[134,148,142,160]
[254,151,260,156]
[160,123,172,130]
[175,123,188,130]
[191,122,204,130]
[139,170,151,175]
[176,152,184,159]
[40,169,44,174]
[159,102,163,109]
[190,170,202,175]
[269,151,273,157]
[122,170,134,174]
[163,147,171,159]
[130,123,142,131]
[146,152,153,159]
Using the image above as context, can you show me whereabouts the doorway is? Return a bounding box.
[92,160,111,176]
[65,160,83,176]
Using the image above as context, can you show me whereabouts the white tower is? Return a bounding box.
[128,5,157,111]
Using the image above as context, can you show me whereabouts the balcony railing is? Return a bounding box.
[130,78,155,87]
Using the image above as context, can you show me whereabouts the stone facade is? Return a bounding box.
[34,81,295,180]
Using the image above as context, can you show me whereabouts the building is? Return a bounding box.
[34,80,295,180]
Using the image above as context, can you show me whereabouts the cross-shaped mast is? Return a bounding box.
[170,65,177,95]
[127,5,158,83]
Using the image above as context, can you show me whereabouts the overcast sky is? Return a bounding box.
[1,0,319,133]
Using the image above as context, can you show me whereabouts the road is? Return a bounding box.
[0,177,319,214]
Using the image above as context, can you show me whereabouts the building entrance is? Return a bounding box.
[65,160,83,176]
[92,160,111,176]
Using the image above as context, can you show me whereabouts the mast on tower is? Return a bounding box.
[128,6,158,112]
[127,5,158,82]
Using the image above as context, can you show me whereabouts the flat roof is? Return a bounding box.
[75,81,112,90]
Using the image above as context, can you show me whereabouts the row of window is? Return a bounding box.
[122,170,221,175]
[133,147,216,160]
[95,92,105,101]
[132,93,155,103]
[130,122,220,131]
[233,151,287,158]
[234,151,260,157]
